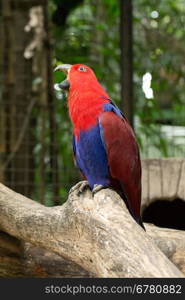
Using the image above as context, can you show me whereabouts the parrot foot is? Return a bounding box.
[92,184,105,196]
[69,181,89,195]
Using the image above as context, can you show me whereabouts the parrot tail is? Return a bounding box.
[110,179,145,230]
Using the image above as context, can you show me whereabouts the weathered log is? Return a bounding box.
[141,158,185,208]
[0,231,91,277]
[23,242,92,278]
[145,224,185,257]
[1,225,184,277]
[0,231,22,257]
[0,183,183,277]
[145,224,185,275]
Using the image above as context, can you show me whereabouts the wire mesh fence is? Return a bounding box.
[0,96,80,206]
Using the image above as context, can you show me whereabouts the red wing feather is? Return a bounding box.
[100,112,142,220]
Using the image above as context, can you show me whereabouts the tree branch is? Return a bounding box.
[0,183,183,277]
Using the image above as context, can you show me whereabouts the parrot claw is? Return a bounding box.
[69,181,89,195]
[92,184,105,196]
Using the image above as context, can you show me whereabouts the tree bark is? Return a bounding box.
[0,183,183,277]
[145,224,185,257]
[120,0,133,127]
[0,231,91,278]
[145,224,185,275]
[1,224,185,277]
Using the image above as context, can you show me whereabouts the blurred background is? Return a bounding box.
[0,0,185,206]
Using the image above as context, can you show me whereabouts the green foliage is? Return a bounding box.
[133,0,185,157]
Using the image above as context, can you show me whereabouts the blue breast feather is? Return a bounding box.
[73,101,124,189]
[74,124,110,189]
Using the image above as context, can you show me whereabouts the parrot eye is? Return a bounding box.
[78,66,87,72]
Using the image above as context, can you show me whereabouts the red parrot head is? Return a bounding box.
[54,64,104,94]
[54,63,110,136]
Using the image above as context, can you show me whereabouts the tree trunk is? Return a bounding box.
[90,0,105,66]
[0,0,59,203]
[0,0,35,196]
[0,182,183,278]
[120,0,133,127]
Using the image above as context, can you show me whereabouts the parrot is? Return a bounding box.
[54,63,144,229]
